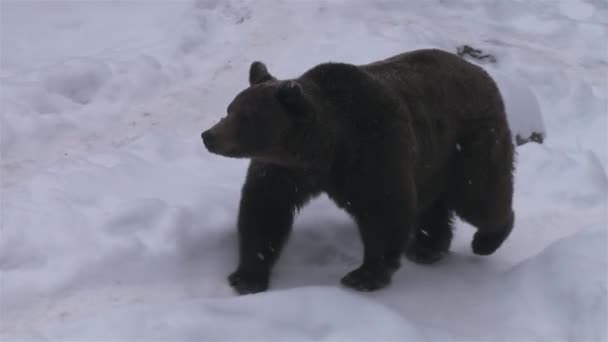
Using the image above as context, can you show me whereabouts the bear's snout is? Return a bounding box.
[201,130,217,152]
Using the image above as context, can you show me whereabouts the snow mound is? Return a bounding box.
[490,70,546,144]
[504,228,607,341]
[41,287,424,342]
[9,227,604,342]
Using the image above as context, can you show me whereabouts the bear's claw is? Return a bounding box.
[406,247,447,265]
[228,270,269,295]
[472,214,514,255]
[341,266,392,291]
[472,231,507,255]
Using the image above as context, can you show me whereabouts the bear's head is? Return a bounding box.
[201,61,316,166]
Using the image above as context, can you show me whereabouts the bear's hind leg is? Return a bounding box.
[450,119,515,256]
[406,200,454,264]
[471,210,514,255]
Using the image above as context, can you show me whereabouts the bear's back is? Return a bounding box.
[360,49,506,122]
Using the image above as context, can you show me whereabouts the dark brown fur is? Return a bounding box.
[201,49,515,294]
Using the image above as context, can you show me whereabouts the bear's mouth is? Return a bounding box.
[217,149,242,158]
[201,132,245,158]
[207,146,248,159]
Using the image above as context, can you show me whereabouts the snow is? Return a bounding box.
[41,287,427,341]
[490,70,546,142]
[1,0,607,341]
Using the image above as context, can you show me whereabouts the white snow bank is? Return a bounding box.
[11,227,605,342]
[490,71,546,143]
[371,226,608,342]
[41,287,424,342]
[503,228,607,341]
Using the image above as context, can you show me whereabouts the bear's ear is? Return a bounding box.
[276,80,303,106]
[276,81,312,120]
[249,61,275,85]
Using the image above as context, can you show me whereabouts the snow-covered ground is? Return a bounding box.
[1,0,606,341]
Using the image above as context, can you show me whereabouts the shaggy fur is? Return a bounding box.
[201,49,515,294]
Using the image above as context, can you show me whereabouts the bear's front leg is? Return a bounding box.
[229,162,315,295]
[340,179,416,291]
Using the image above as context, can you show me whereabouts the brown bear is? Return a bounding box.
[201,49,515,294]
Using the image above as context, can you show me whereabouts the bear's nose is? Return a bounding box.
[201,130,216,151]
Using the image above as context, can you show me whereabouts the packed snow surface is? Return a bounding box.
[1,0,606,341]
